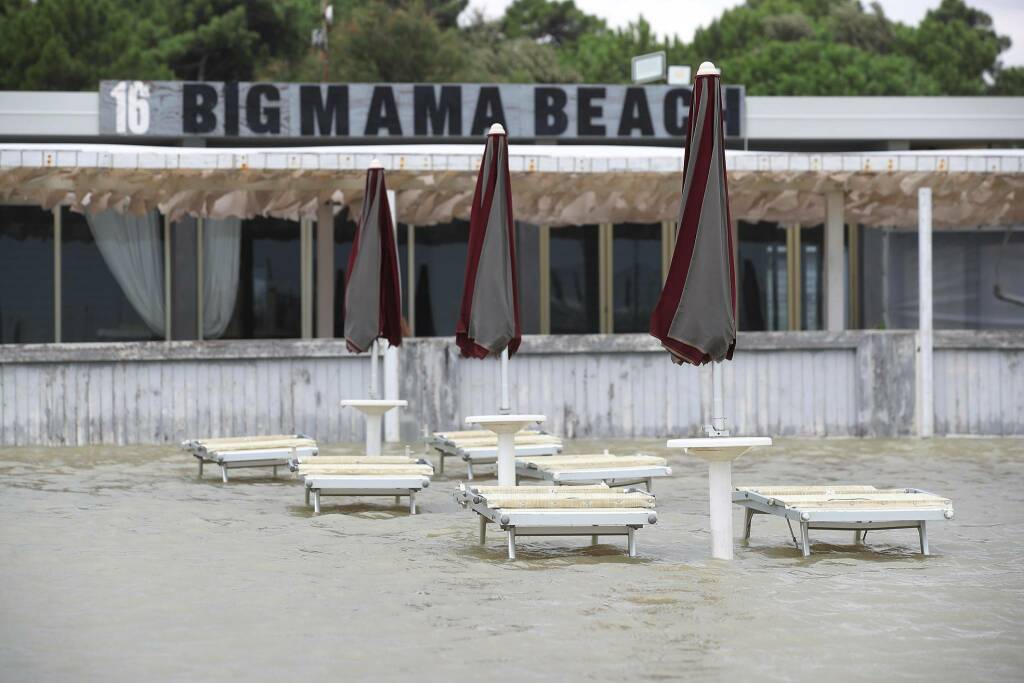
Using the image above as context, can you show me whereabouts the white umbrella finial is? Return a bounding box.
[488,123,506,135]
[697,61,719,77]
[368,158,383,169]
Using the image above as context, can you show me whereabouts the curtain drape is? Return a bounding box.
[85,210,166,336]
[202,217,242,339]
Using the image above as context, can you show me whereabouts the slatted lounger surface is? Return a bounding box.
[182,434,318,482]
[290,456,434,514]
[455,483,657,559]
[428,430,563,478]
[734,485,955,557]
[516,454,671,490]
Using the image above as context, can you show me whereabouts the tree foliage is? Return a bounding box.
[0,0,1021,95]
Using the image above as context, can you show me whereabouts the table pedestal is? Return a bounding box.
[342,399,408,455]
[465,414,546,486]
[667,437,773,560]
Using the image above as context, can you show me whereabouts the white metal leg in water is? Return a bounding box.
[221,466,229,483]
[273,466,278,477]
[409,492,417,515]
[854,529,864,545]
[919,521,929,555]
[479,515,487,544]
[507,528,517,560]
[743,507,754,541]
[800,522,811,557]
[627,528,637,557]
[198,459,204,477]
[313,490,321,514]
[591,535,599,545]
[304,486,310,506]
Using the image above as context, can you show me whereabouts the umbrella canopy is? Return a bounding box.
[650,62,736,366]
[456,124,521,359]
[344,161,403,353]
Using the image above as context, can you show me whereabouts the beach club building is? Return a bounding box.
[0,81,1022,445]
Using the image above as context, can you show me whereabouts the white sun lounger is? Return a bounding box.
[454,483,657,559]
[428,429,563,479]
[516,453,671,490]
[290,455,434,514]
[182,434,318,482]
[734,485,955,557]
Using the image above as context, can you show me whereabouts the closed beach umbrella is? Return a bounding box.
[345,159,403,354]
[456,123,521,363]
[650,62,736,367]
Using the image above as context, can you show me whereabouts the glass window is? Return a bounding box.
[61,209,161,342]
[413,220,468,336]
[0,206,54,344]
[220,217,301,339]
[550,224,600,334]
[325,208,408,337]
[612,222,662,333]
[738,221,788,331]
[801,225,823,330]
[516,222,541,334]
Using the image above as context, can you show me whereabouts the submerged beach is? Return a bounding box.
[1,437,1022,682]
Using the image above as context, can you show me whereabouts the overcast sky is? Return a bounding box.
[465,0,1024,66]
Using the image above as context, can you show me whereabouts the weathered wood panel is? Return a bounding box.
[934,348,1023,435]
[0,331,1021,445]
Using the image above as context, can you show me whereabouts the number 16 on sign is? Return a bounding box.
[110,81,151,134]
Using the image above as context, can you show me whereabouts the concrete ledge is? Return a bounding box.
[0,330,1021,364]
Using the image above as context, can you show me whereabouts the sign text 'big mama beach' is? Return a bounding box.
[100,81,745,141]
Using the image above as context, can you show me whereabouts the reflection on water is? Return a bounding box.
[0,438,1022,681]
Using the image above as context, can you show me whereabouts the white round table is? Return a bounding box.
[342,399,408,456]
[465,414,546,486]
[667,436,773,560]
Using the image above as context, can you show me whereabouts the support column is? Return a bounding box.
[300,218,314,339]
[917,187,934,438]
[385,189,400,441]
[825,191,845,331]
[316,203,334,338]
[708,460,733,560]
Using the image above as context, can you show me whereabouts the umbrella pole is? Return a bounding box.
[711,361,726,435]
[499,347,510,414]
[369,339,379,399]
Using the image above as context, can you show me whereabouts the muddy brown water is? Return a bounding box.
[1,438,1022,682]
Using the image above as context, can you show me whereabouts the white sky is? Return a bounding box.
[464,0,1024,66]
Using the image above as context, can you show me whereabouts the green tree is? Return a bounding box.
[0,0,170,90]
[501,0,605,45]
[154,0,316,81]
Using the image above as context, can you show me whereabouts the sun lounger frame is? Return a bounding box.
[429,436,562,479]
[455,486,657,560]
[182,435,317,483]
[303,473,431,515]
[515,462,671,491]
[734,487,955,557]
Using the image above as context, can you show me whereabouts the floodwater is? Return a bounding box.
[1,438,1022,682]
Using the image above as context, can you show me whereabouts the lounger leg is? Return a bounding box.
[304,486,310,506]
[439,453,445,475]
[853,529,864,545]
[466,462,474,481]
[313,490,321,515]
[507,528,516,560]
[395,495,401,505]
[743,507,754,541]
[198,459,204,478]
[479,515,487,544]
[919,521,929,555]
[591,535,599,546]
[800,522,811,557]
[273,466,278,477]
[627,528,637,558]
[221,466,228,483]
[409,492,417,515]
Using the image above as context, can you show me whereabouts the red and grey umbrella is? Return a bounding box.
[457,123,521,415]
[345,159,403,354]
[650,62,736,368]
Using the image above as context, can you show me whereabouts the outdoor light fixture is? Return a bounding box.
[631,51,666,84]
[667,65,692,85]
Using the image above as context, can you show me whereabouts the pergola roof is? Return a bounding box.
[1,143,1022,228]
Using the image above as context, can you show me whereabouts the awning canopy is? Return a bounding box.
[1,143,1021,228]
